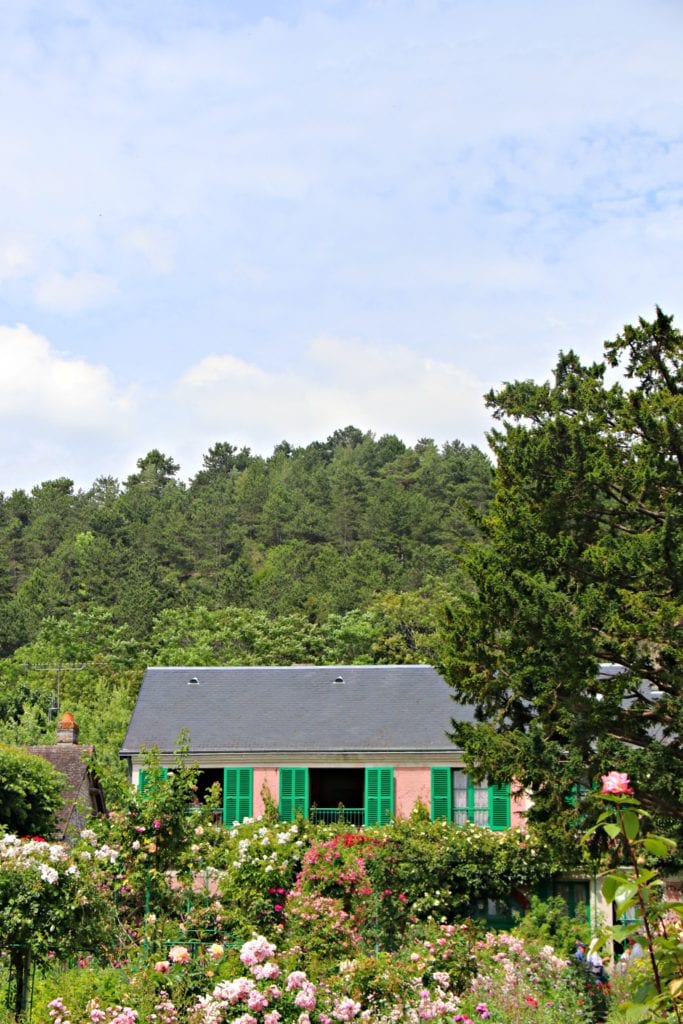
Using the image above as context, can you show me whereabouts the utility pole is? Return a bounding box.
[23,662,89,719]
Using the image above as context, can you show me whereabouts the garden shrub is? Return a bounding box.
[0,744,64,838]
[513,894,590,956]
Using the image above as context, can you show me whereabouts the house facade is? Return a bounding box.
[120,664,528,829]
[28,711,106,840]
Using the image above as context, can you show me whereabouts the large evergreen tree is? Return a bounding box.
[442,309,683,828]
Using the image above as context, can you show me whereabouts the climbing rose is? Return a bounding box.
[601,772,634,796]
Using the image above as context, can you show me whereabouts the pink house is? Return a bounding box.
[122,665,527,830]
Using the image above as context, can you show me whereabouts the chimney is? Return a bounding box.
[57,711,79,745]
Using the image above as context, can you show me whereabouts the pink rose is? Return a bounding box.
[601,772,634,796]
[168,945,191,964]
[153,961,170,974]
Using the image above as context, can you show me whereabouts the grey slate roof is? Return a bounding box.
[121,665,474,756]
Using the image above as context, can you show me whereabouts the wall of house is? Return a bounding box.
[254,767,279,818]
[511,787,528,828]
[395,766,431,817]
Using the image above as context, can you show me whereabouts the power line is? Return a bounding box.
[23,662,90,719]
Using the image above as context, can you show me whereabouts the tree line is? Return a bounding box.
[0,429,492,775]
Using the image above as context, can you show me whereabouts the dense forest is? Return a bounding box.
[0,426,493,776]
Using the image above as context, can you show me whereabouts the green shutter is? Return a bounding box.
[431,767,453,821]
[138,767,168,796]
[488,783,510,830]
[365,767,394,825]
[279,767,308,822]
[223,767,253,824]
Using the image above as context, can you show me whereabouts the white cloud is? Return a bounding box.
[0,323,133,428]
[34,271,117,313]
[174,337,494,455]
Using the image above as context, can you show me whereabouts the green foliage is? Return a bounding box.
[443,309,683,832]
[586,783,683,1021]
[0,429,491,649]
[0,744,64,837]
[213,816,313,940]
[513,895,590,955]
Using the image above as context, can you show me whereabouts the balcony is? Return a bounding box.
[308,805,365,827]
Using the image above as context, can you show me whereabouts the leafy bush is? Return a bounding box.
[0,743,64,837]
[513,895,590,956]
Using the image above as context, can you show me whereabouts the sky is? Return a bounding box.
[1,0,682,492]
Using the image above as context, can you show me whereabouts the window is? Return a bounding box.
[431,767,510,829]
[278,766,395,825]
[279,767,309,822]
[223,767,253,824]
[364,766,394,825]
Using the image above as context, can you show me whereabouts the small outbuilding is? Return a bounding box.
[28,712,106,839]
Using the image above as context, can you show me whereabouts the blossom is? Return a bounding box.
[601,772,634,795]
[154,962,171,974]
[251,962,280,980]
[240,936,277,966]
[207,944,224,960]
[153,819,162,830]
[247,990,269,1012]
[332,997,361,1021]
[213,977,254,1004]
[294,984,316,1012]
[286,971,309,991]
[168,945,191,964]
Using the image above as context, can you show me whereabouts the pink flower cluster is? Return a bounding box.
[251,962,280,980]
[293,984,316,1012]
[240,936,277,967]
[285,971,309,991]
[48,999,138,1024]
[331,997,361,1021]
[213,977,257,1006]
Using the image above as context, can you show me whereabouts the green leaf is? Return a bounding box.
[603,822,622,839]
[602,874,629,903]
[642,836,670,858]
[619,1003,651,1023]
[611,922,640,943]
[620,809,640,840]
[615,894,638,918]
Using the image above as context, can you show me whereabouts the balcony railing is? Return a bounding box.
[309,806,364,826]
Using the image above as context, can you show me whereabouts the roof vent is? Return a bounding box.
[188,676,199,686]
[332,675,345,684]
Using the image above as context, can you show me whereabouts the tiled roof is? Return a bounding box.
[26,744,104,839]
[121,664,474,756]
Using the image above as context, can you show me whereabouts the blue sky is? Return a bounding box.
[1,0,681,491]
